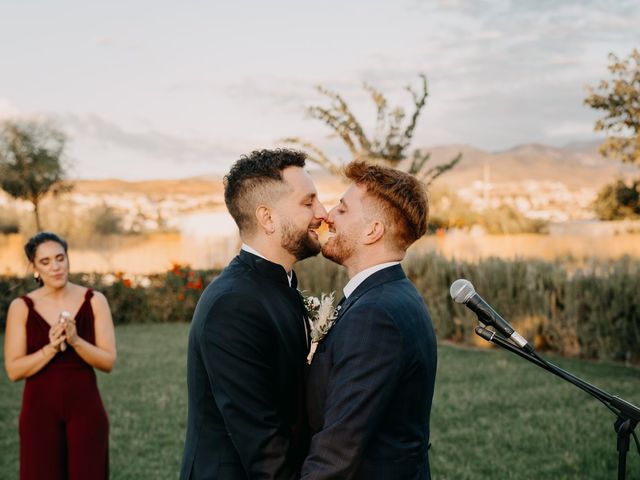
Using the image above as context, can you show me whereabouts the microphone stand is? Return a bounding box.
[475,326,640,480]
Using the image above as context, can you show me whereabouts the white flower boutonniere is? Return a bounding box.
[303,292,340,364]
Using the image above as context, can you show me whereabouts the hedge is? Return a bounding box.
[2,254,638,364]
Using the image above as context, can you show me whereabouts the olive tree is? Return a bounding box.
[0,120,72,230]
[585,49,640,164]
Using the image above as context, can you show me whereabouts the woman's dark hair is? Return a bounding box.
[24,231,69,263]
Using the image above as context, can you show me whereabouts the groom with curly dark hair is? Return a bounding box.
[181,149,326,480]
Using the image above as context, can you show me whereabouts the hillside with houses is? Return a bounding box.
[1,141,639,235]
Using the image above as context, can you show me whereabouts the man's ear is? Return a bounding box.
[255,205,276,235]
[363,220,385,245]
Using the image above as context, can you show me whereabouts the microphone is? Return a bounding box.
[450,279,534,353]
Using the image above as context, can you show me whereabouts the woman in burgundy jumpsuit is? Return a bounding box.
[3,232,117,480]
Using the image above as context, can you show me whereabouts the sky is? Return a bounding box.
[0,0,638,180]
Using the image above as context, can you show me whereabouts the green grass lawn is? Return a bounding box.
[1,323,639,479]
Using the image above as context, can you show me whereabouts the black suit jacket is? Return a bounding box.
[301,265,437,480]
[180,250,310,480]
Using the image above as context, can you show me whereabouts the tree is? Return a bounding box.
[92,204,124,235]
[592,180,640,220]
[585,49,640,164]
[283,74,460,186]
[0,120,72,231]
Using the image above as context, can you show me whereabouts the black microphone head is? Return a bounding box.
[450,279,476,304]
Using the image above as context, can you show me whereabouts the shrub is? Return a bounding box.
[0,265,219,329]
[479,205,548,234]
[92,204,124,235]
[293,253,640,364]
[1,255,638,364]
[428,187,548,234]
[0,208,19,234]
[593,179,640,220]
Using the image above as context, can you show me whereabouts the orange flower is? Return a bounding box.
[122,278,133,288]
[187,279,203,290]
[177,293,186,301]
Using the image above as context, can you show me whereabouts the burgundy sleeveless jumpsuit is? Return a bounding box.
[18,289,109,480]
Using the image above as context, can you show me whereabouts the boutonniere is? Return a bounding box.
[303,292,340,364]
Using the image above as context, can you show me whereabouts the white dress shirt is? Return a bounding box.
[343,261,401,299]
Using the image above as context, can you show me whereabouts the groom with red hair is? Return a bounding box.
[302,161,437,480]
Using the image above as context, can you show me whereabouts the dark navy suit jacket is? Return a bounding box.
[301,265,437,480]
[180,250,309,480]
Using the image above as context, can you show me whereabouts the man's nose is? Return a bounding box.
[325,206,336,224]
[315,200,328,220]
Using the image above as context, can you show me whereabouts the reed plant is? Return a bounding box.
[2,253,639,363]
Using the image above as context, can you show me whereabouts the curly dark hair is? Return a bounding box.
[224,149,307,234]
[24,231,68,263]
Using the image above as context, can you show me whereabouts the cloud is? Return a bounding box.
[93,35,141,50]
[221,74,366,113]
[224,78,316,108]
[95,36,117,47]
[0,99,65,126]
[544,121,596,138]
[57,113,236,165]
[0,98,23,122]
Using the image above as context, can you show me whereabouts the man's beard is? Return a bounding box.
[281,220,321,261]
[321,231,355,266]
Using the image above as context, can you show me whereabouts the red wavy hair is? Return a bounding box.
[344,161,428,251]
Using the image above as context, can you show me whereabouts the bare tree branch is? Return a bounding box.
[284,74,460,185]
[316,86,372,152]
[403,74,428,150]
[417,152,462,186]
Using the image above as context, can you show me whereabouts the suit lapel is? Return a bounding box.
[237,250,309,359]
[293,286,311,350]
[334,265,406,324]
[237,249,291,286]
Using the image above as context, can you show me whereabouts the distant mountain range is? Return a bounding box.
[71,141,640,195]
[428,141,640,189]
[72,178,224,197]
